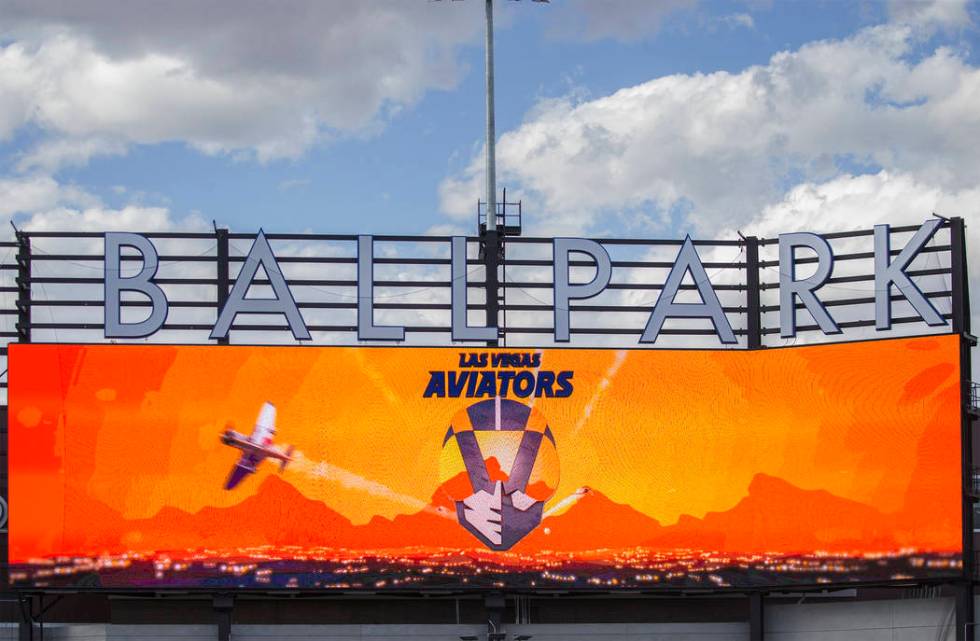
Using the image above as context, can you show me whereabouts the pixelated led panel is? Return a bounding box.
[8,336,962,591]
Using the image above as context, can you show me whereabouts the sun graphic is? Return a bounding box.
[438,398,559,504]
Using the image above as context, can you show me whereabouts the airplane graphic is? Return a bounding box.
[220,402,295,490]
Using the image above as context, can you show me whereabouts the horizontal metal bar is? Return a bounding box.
[505,237,744,247]
[22,322,749,337]
[33,254,218,263]
[31,299,220,308]
[760,266,950,289]
[26,277,475,287]
[757,221,947,246]
[498,327,749,336]
[29,300,483,311]
[27,323,468,333]
[757,244,950,268]
[23,299,754,314]
[22,276,748,291]
[18,223,946,247]
[502,303,748,313]
[759,290,951,313]
[26,231,739,246]
[503,259,745,269]
[229,233,461,243]
[9,254,750,271]
[502,281,745,291]
[231,257,460,265]
[760,312,953,335]
[26,231,218,239]
[29,277,223,285]
[26,254,463,266]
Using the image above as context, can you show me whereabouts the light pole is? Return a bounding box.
[436,0,548,347]
[484,0,497,232]
[436,0,548,232]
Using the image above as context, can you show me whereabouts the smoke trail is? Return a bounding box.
[544,487,590,518]
[291,452,454,519]
[571,349,627,436]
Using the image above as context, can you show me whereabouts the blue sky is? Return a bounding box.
[0,0,978,348]
[1,0,975,239]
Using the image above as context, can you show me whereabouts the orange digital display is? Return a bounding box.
[8,335,963,590]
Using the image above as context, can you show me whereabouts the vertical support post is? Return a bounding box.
[215,228,230,345]
[485,593,505,641]
[951,216,974,641]
[749,592,764,641]
[484,230,500,347]
[0,409,8,590]
[951,217,971,335]
[745,235,762,350]
[17,594,34,641]
[214,594,233,641]
[15,232,30,343]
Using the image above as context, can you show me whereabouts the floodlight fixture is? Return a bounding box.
[433,0,549,232]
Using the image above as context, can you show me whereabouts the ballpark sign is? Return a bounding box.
[102,218,947,343]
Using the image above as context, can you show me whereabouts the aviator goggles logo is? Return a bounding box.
[440,398,559,551]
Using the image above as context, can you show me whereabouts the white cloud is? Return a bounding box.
[19,204,206,234]
[0,1,484,167]
[720,13,755,30]
[15,137,128,174]
[0,174,204,238]
[887,0,973,31]
[0,175,100,217]
[440,22,980,237]
[742,171,977,238]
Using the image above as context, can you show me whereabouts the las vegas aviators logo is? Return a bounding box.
[439,398,559,551]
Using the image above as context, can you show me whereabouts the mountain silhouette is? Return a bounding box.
[40,471,939,558]
[519,487,663,551]
[121,475,356,552]
[645,473,898,554]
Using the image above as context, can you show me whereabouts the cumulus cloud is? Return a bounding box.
[0,173,203,234]
[440,22,980,237]
[742,171,977,238]
[887,0,973,31]
[19,204,206,234]
[0,175,100,217]
[0,1,483,166]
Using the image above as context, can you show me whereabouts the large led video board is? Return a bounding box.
[8,335,962,590]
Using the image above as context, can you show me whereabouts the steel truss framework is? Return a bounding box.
[0,217,973,641]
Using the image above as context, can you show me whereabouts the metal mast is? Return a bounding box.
[484,0,497,232]
[436,0,546,350]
